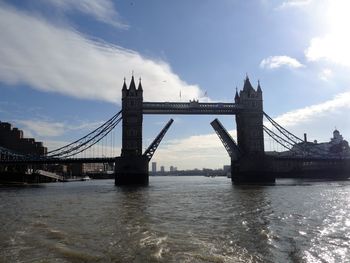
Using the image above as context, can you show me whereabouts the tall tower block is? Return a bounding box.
[115,77,149,185]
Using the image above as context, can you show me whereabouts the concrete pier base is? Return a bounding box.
[115,156,149,186]
[231,155,275,184]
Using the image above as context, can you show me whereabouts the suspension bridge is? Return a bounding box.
[1,76,349,184]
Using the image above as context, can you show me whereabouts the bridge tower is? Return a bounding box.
[121,76,143,157]
[235,76,264,155]
[115,77,149,185]
[234,76,274,183]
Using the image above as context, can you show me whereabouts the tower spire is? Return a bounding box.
[243,74,254,92]
[257,80,262,93]
[129,75,136,91]
[122,77,127,90]
[235,86,240,103]
[138,77,143,91]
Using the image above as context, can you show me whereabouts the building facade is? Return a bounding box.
[0,121,47,155]
[151,162,157,173]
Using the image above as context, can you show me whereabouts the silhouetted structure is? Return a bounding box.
[0,121,50,183]
[0,122,47,155]
[115,77,149,185]
[232,78,274,183]
[3,75,348,185]
[115,76,275,185]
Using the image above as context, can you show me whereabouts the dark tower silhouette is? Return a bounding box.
[235,76,264,155]
[115,77,149,185]
[121,77,143,157]
[234,76,274,183]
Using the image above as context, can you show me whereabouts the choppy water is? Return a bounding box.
[0,177,350,263]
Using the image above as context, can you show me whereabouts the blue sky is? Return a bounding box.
[1,0,350,169]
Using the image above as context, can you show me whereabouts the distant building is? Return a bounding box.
[0,121,47,155]
[160,166,165,172]
[289,129,350,157]
[170,166,174,172]
[151,162,157,173]
[69,163,105,176]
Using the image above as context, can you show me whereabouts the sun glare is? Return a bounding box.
[306,0,350,66]
[326,0,350,35]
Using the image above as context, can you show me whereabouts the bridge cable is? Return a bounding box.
[47,110,122,156]
[49,116,122,158]
[47,111,121,156]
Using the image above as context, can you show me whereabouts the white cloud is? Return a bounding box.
[305,0,350,67]
[273,92,350,127]
[16,120,66,137]
[260,56,304,69]
[319,68,333,81]
[152,132,235,170]
[14,119,104,138]
[277,0,312,10]
[44,0,127,29]
[266,91,350,142]
[305,34,350,67]
[0,5,203,104]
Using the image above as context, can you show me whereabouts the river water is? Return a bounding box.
[0,177,349,263]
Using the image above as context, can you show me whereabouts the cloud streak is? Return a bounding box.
[15,120,66,137]
[44,0,128,29]
[319,68,333,81]
[14,118,104,139]
[274,91,350,127]
[0,4,203,104]
[277,0,312,10]
[260,56,304,69]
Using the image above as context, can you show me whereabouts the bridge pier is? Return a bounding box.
[231,155,275,184]
[115,156,149,185]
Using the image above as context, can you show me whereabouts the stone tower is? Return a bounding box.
[235,76,264,156]
[121,76,143,157]
[116,76,149,185]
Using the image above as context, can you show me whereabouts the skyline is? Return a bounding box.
[1,0,350,169]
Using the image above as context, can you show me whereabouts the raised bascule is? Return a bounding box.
[1,75,350,185]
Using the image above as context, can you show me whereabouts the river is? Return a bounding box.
[0,176,349,262]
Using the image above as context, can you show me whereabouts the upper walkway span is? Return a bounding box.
[143,101,243,115]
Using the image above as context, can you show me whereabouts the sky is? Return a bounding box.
[1,0,350,170]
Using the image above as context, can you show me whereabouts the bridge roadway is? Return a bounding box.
[143,101,243,115]
[272,156,350,161]
[0,157,116,165]
[3,155,348,166]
